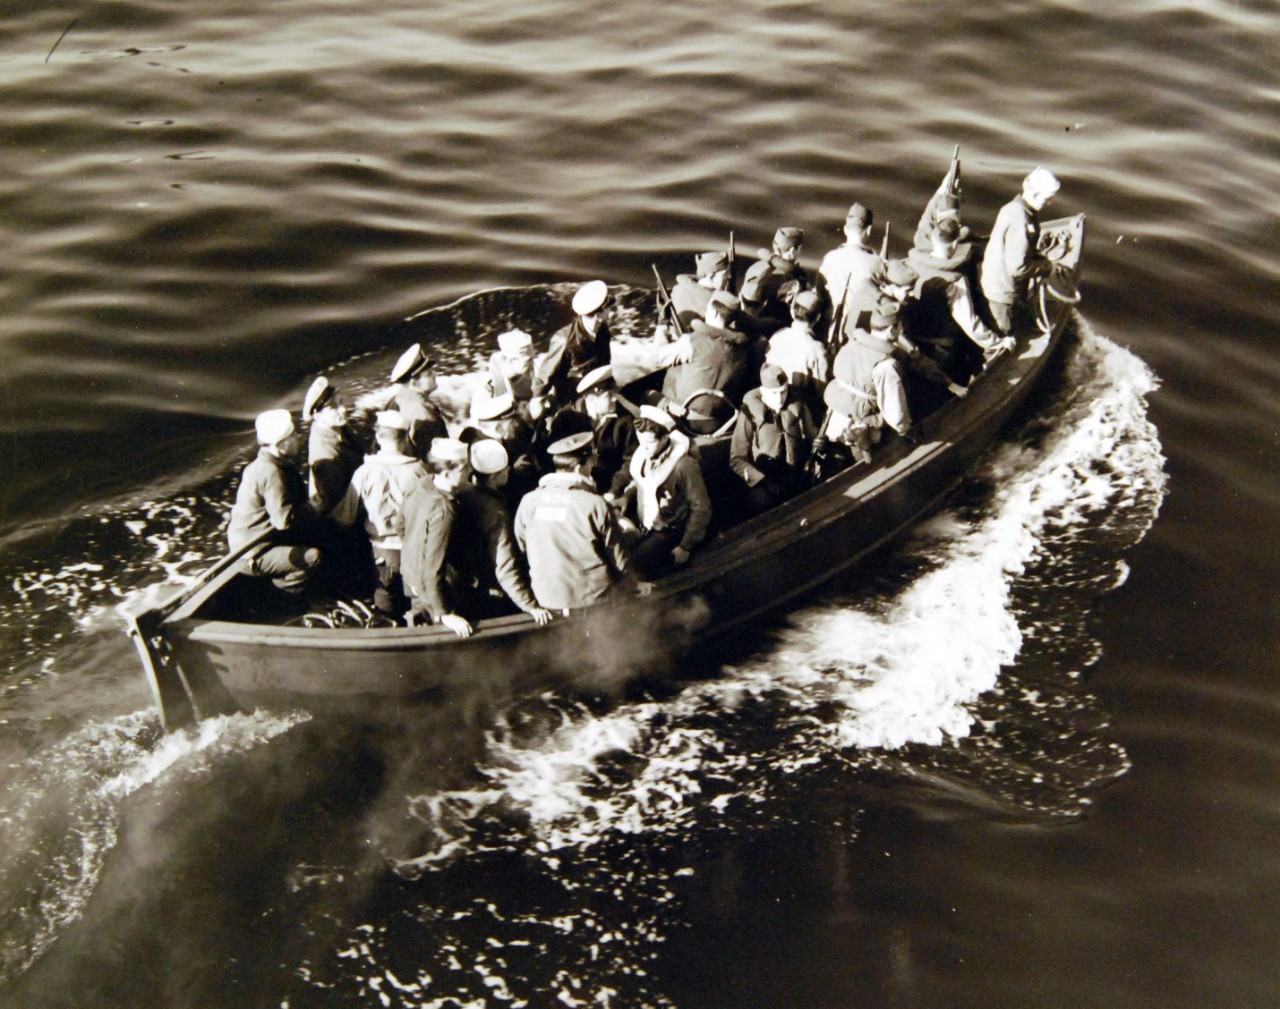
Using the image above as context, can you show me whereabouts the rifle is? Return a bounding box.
[726,231,736,294]
[651,264,685,337]
[827,273,850,347]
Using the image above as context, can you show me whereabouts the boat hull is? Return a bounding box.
[146,214,1086,727]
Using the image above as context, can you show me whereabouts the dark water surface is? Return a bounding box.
[1,1,1277,1006]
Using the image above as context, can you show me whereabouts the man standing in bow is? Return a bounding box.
[981,167,1061,336]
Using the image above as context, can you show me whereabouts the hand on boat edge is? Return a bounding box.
[527,606,554,626]
[440,613,474,638]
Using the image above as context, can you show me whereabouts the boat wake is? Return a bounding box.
[278,317,1168,1008]
[0,296,1165,1007]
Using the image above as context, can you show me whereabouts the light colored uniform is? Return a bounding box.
[513,471,629,610]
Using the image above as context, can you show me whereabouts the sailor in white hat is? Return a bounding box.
[482,328,537,407]
[440,438,555,626]
[328,409,428,617]
[513,425,631,612]
[303,375,363,515]
[531,280,615,413]
[615,402,711,578]
[226,408,321,593]
[396,436,478,638]
[577,364,637,494]
[981,166,1062,335]
[387,342,447,461]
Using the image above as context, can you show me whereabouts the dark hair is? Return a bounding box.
[933,217,961,244]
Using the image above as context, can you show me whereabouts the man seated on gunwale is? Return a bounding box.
[612,404,712,580]
[513,430,632,612]
[329,410,428,618]
[400,438,475,638]
[386,343,448,463]
[730,363,817,516]
[441,439,553,626]
[227,409,321,594]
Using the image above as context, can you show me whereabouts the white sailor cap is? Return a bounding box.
[375,410,409,431]
[1023,167,1060,200]
[576,364,615,396]
[390,343,434,384]
[303,376,336,420]
[470,439,510,475]
[255,408,295,445]
[572,280,610,316]
[428,437,469,463]
[637,404,677,431]
[497,328,534,354]
[472,390,517,421]
[546,430,595,456]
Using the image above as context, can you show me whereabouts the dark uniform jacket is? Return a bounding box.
[591,411,637,495]
[513,472,630,610]
[400,475,457,621]
[308,421,363,516]
[228,449,309,551]
[661,320,752,410]
[446,486,540,615]
[533,317,612,405]
[729,388,816,490]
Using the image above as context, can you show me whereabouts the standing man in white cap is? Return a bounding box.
[531,279,614,413]
[227,408,321,593]
[400,437,473,636]
[514,429,631,611]
[331,410,428,617]
[303,375,363,517]
[388,342,448,462]
[981,166,1061,336]
[614,404,711,579]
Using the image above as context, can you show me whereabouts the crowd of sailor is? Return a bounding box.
[226,167,1064,630]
